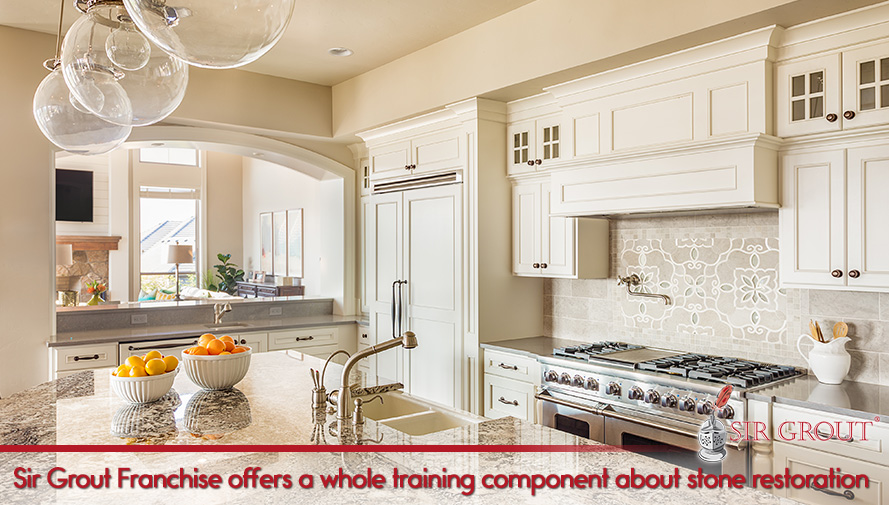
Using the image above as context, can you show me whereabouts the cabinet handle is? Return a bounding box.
[849,270,861,278]
[810,486,855,501]
[128,340,197,351]
[527,160,536,166]
[410,164,416,169]
[826,113,838,123]
[533,263,540,268]
[498,363,518,371]
[534,159,542,165]
[541,263,547,269]
[361,333,368,339]
[239,339,247,345]
[831,269,843,278]
[843,110,856,120]
[295,336,315,342]
[73,354,100,362]
[816,429,854,443]
[404,165,410,170]
[498,397,519,406]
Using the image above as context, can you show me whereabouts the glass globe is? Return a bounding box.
[63,5,188,126]
[122,0,295,69]
[106,20,151,71]
[33,69,132,155]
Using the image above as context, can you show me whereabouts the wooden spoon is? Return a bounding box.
[809,320,822,342]
[815,321,825,342]
[833,321,848,340]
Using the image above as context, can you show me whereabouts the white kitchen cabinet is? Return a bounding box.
[52,343,119,379]
[507,114,564,175]
[230,332,268,353]
[267,327,338,351]
[777,41,889,137]
[780,142,889,290]
[366,184,463,408]
[369,128,464,180]
[482,349,540,422]
[512,180,609,278]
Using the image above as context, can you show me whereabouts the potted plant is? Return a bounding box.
[85,280,107,305]
[212,254,245,295]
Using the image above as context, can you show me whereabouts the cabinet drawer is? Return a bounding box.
[773,404,888,464]
[256,286,278,297]
[54,343,118,371]
[267,327,338,351]
[483,349,539,383]
[484,374,536,422]
[773,442,887,505]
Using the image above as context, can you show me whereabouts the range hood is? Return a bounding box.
[549,133,781,217]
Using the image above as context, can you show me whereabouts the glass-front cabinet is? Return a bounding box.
[506,115,563,175]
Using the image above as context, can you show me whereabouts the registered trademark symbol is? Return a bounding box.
[876,416,881,422]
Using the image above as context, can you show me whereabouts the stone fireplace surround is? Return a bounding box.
[55,236,120,302]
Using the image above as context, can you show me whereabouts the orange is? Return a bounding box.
[231,346,247,354]
[219,351,231,355]
[162,355,178,372]
[218,335,234,343]
[190,346,209,356]
[206,339,226,355]
[223,340,235,352]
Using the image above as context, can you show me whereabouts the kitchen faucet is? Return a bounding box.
[213,303,232,325]
[336,332,418,422]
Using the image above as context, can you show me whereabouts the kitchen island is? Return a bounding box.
[0,351,796,504]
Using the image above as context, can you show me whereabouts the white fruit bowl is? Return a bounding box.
[110,368,178,404]
[181,347,252,390]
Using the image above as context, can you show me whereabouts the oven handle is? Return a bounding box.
[535,392,602,416]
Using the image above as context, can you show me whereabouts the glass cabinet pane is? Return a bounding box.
[552,125,559,141]
[861,61,876,84]
[792,75,805,97]
[882,58,889,81]
[809,96,823,118]
[792,100,805,121]
[809,72,824,93]
[882,85,889,109]
[861,87,876,110]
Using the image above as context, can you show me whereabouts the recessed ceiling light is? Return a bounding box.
[151,142,165,147]
[328,47,353,57]
[252,152,265,157]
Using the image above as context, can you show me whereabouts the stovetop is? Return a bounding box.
[553,341,643,360]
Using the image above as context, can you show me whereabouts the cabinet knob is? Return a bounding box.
[534,159,542,165]
[831,269,843,278]
[410,164,416,169]
[849,269,861,278]
[843,110,856,120]
[527,160,535,166]
[532,263,540,268]
[826,113,838,123]
[404,165,410,170]
[540,263,547,269]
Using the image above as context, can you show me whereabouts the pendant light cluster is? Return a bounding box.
[33,0,295,155]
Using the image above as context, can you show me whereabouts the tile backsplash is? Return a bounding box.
[543,212,889,386]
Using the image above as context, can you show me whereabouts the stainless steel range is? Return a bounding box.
[537,341,803,477]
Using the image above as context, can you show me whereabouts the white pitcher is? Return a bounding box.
[796,335,852,384]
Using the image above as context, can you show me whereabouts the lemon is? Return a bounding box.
[162,355,179,372]
[129,366,147,377]
[126,356,145,368]
[114,364,130,377]
[145,350,163,361]
[145,358,167,376]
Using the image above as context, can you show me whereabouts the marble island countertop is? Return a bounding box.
[49,314,361,347]
[0,351,796,504]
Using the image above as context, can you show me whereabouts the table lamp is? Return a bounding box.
[166,243,194,301]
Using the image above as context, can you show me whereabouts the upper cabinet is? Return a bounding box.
[780,141,889,291]
[369,127,464,181]
[777,42,889,137]
[507,114,564,175]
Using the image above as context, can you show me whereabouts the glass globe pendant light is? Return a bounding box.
[63,0,188,127]
[33,0,131,155]
[121,0,295,69]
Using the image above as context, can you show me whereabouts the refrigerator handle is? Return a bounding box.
[391,280,399,339]
[399,280,408,336]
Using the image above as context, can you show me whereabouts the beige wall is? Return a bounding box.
[241,158,322,296]
[205,151,244,273]
[0,26,56,397]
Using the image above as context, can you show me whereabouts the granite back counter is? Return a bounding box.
[0,351,795,505]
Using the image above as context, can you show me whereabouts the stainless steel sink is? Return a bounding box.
[203,323,251,330]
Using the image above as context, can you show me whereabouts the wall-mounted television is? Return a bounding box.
[56,169,93,222]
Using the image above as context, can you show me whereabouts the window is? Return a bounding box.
[139,187,199,294]
[139,147,199,166]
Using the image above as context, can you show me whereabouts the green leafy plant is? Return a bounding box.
[213,253,245,295]
[201,268,219,292]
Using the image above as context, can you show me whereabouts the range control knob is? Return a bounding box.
[544,370,558,383]
[605,382,621,396]
[717,405,735,419]
[627,386,644,401]
[644,389,660,404]
[572,375,585,387]
[660,394,677,408]
[697,400,713,416]
[559,373,572,385]
[679,397,696,412]
[585,377,599,391]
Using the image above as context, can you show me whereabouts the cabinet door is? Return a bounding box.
[847,144,889,288]
[779,150,847,287]
[513,183,541,276]
[842,41,889,130]
[403,184,462,408]
[536,115,563,165]
[773,442,888,505]
[541,182,576,277]
[776,53,842,137]
[359,196,372,313]
[370,140,411,179]
[507,120,535,176]
[367,192,403,383]
[232,332,268,353]
[410,128,463,175]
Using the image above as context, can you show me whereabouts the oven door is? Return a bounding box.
[535,389,605,443]
[602,405,747,477]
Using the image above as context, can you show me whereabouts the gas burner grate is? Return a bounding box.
[636,353,800,388]
[553,341,643,361]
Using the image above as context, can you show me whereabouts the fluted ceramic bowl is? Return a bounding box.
[110,367,178,404]
[181,347,252,390]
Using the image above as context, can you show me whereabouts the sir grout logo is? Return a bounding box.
[697,384,732,462]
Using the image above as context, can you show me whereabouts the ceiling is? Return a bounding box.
[0,0,535,86]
